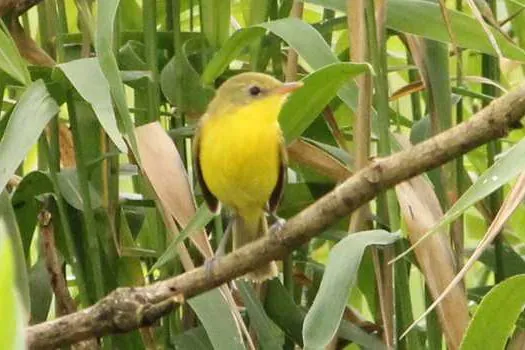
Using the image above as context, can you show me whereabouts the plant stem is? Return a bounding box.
[67,92,105,300]
[454,0,465,273]
[143,0,160,123]
[40,135,91,306]
[482,0,504,283]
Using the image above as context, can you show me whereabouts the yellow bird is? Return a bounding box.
[194,72,303,282]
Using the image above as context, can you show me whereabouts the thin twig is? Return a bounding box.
[38,205,99,350]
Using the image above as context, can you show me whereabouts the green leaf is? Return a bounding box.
[117,209,146,287]
[172,326,213,349]
[200,18,362,116]
[478,243,525,277]
[260,18,339,69]
[303,230,400,349]
[0,190,30,312]
[0,231,26,350]
[306,0,525,61]
[149,204,215,272]
[460,275,525,349]
[189,289,244,350]
[265,279,305,346]
[95,0,139,156]
[200,0,231,49]
[56,169,103,211]
[118,40,147,70]
[265,279,385,349]
[280,62,370,143]
[28,259,53,323]
[11,171,53,258]
[418,137,525,244]
[410,116,431,145]
[259,18,360,112]
[386,0,525,61]
[160,40,215,115]
[56,58,128,152]
[237,281,284,349]
[202,27,266,85]
[201,17,343,86]
[0,80,59,192]
[0,23,31,85]
[337,319,387,350]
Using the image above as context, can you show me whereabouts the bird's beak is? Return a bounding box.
[274,81,304,95]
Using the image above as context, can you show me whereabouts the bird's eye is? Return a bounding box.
[248,85,262,96]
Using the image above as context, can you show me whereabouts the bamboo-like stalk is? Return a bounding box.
[66,93,105,300]
[285,1,303,83]
[143,0,160,123]
[171,0,186,162]
[39,136,91,306]
[454,0,466,276]
[482,0,504,282]
[364,1,397,347]
[283,3,304,334]
[347,0,371,233]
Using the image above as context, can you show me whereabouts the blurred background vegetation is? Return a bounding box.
[3,0,525,349]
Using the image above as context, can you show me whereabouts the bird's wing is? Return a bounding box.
[193,123,220,213]
[268,136,287,213]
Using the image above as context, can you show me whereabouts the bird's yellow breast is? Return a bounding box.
[198,96,283,214]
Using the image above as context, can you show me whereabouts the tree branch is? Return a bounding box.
[27,84,525,349]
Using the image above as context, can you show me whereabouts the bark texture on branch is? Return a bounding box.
[27,84,525,349]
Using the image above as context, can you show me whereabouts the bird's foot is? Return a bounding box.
[204,221,233,278]
[204,255,219,279]
[268,215,286,235]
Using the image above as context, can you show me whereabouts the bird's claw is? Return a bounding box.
[269,216,286,235]
[204,256,218,278]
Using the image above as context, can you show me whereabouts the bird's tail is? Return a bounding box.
[233,209,278,282]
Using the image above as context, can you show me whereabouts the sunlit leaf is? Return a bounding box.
[307,0,525,61]
[95,0,139,156]
[460,275,525,350]
[11,171,53,258]
[56,169,103,211]
[280,62,370,143]
[0,23,30,85]
[303,230,399,349]
[172,326,213,349]
[0,80,58,194]
[57,58,128,152]
[0,231,26,350]
[189,289,244,350]
[0,191,29,311]
[149,204,214,272]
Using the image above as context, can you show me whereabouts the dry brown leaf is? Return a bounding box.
[135,122,212,258]
[58,123,76,168]
[396,179,469,349]
[508,329,525,350]
[390,80,425,101]
[412,171,525,342]
[404,36,429,90]
[342,307,382,334]
[8,18,55,67]
[287,139,351,182]
[395,132,468,349]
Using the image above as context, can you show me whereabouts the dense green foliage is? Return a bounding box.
[3,0,525,349]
